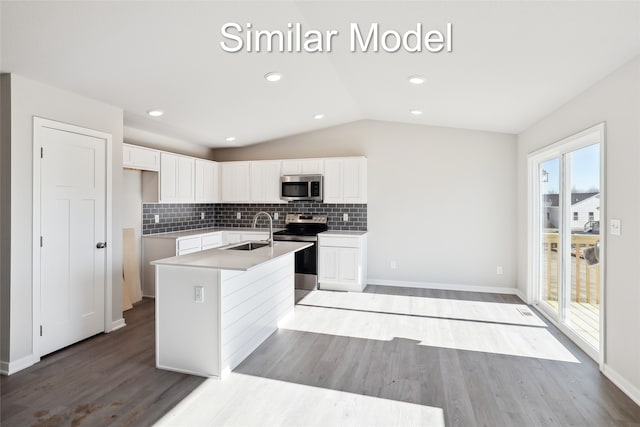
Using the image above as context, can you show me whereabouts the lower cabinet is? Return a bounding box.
[223,231,268,245]
[143,232,225,296]
[318,233,367,292]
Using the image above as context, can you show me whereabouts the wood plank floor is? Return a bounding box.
[233,285,640,427]
[0,299,205,427]
[3,286,640,426]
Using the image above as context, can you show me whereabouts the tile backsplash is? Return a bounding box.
[214,203,367,231]
[142,202,367,234]
[143,203,215,235]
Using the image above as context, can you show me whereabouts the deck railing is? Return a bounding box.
[543,233,600,304]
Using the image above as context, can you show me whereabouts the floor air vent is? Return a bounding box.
[517,307,534,317]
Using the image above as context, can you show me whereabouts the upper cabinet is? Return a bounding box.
[323,157,367,204]
[195,159,220,203]
[122,143,160,171]
[221,161,251,202]
[160,152,195,203]
[250,160,284,203]
[126,142,366,206]
[281,159,324,175]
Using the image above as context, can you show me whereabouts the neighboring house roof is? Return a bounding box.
[571,193,600,210]
[543,192,599,207]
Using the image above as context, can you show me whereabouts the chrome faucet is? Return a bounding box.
[252,211,274,247]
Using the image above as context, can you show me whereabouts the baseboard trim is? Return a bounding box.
[514,289,528,303]
[108,318,126,333]
[0,354,37,376]
[602,364,640,407]
[367,278,519,296]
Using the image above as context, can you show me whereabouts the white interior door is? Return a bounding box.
[37,122,107,356]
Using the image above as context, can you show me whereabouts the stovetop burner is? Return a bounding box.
[272,213,328,242]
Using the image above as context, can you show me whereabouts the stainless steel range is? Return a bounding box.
[273,213,327,295]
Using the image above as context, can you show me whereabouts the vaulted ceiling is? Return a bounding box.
[2,1,639,147]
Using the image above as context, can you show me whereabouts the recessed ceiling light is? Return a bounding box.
[313,114,325,120]
[264,72,282,82]
[408,75,425,85]
[410,109,423,116]
[225,136,236,142]
[147,110,164,117]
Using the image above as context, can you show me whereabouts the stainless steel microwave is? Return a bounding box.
[280,174,323,202]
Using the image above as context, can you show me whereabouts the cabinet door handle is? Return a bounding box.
[96,242,107,249]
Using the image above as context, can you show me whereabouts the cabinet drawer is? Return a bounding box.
[202,233,223,248]
[177,236,202,252]
[319,235,362,248]
[177,247,201,256]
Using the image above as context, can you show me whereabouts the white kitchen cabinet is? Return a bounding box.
[281,159,324,175]
[323,157,367,204]
[318,233,367,292]
[122,143,160,171]
[177,235,202,256]
[195,159,220,203]
[160,152,195,203]
[201,232,224,250]
[221,162,251,202]
[250,160,284,203]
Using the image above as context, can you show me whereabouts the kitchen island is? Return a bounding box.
[151,241,311,378]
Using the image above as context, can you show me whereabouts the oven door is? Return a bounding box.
[294,242,317,290]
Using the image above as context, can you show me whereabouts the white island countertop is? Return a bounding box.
[151,241,312,271]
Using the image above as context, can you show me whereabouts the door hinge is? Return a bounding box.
[40,236,43,247]
[40,325,43,336]
[40,147,43,159]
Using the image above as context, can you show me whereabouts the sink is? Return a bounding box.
[224,241,271,251]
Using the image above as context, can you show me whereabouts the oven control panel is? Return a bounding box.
[285,213,328,224]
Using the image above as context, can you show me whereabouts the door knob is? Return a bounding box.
[96,242,107,249]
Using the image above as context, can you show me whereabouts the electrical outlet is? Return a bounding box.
[273,212,279,220]
[390,261,397,269]
[154,214,160,224]
[343,213,349,222]
[194,286,204,303]
[496,266,503,275]
[236,212,241,220]
[200,212,205,220]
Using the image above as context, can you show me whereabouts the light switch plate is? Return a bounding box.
[236,212,241,220]
[273,212,279,220]
[154,214,160,223]
[194,286,204,303]
[610,219,621,236]
[343,213,349,222]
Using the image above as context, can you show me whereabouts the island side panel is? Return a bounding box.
[220,253,295,374]
[156,265,221,377]
[143,237,176,297]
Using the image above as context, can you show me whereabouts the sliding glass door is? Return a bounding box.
[539,157,561,314]
[531,124,604,359]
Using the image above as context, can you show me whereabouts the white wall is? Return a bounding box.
[517,57,640,401]
[214,120,518,292]
[0,74,124,371]
[122,169,143,280]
